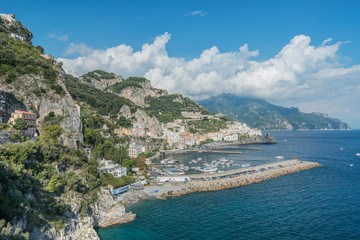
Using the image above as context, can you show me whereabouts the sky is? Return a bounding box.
[2,0,360,128]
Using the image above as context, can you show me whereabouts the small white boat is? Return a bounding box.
[241,163,250,168]
[202,167,218,173]
[356,153,360,156]
[340,148,343,150]
[350,164,354,167]
[275,156,284,159]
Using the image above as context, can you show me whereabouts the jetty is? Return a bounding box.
[143,160,322,199]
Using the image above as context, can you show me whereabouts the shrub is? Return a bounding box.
[5,72,16,84]
[14,118,28,130]
[45,125,63,139]
[44,112,55,122]
[0,123,9,130]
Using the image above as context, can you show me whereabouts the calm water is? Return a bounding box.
[98,131,360,240]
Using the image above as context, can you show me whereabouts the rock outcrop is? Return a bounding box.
[92,188,136,228]
[121,191,150,207]
[79,72,123,91]
[29,188,136,239]
[117,80,167,107]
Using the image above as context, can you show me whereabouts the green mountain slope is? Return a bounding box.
[199,94,351,130]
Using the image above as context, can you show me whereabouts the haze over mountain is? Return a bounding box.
[199,94,351,130]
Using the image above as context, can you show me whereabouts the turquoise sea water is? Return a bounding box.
[98,131,360,240]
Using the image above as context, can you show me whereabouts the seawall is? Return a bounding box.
[156,160,321,199]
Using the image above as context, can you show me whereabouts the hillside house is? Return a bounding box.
[98,159,127,178]
[9,110,37,136]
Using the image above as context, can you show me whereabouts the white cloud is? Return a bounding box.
[58,33,360,127]
[185,10,207,16]
[49,33,69,41]
[64,42,94,56]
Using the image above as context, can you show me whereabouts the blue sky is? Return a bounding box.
[2,0,360,128]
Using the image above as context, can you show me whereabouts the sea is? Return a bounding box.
[98,130,360,240]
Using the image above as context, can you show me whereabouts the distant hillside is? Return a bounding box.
[77,71,212,123]
[199,94,351,130]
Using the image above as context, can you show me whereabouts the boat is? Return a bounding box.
[275,156,284,159]
[200,166,218,173]
[241,163,250,168]
[219,158,228,163]
[356,153,360,156]
[350,164,354,167]
[340,148,343,150]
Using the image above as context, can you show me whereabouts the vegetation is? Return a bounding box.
[0,31,65,96]
[188,119,227,133]
[13,117,28,130]
[102,174,135,187]
[81,70,116,82]
[0,122,104,236]
[65,74,137,115]
[0,123,9,130]
[144,94,212,123]
[107,76,147,93]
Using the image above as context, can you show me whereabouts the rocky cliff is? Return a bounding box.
[79,70,123,91]
[0,67,83,149]
[28,188,135,240]
[0,13,83,148]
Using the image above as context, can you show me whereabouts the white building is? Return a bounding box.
[224,134,239,142]
[98,159,127,178]
[157,176,190,182]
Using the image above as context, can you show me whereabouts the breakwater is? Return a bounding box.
[156,160,321,199]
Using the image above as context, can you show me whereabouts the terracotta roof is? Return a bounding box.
[15,110,36,115]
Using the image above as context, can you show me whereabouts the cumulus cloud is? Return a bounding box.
[58,33,360,126]
[185,10,207,16]
[64,42,94,56]
[49,33,69,41]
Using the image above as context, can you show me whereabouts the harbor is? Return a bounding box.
[151,159,322,199]
[114,159,321,202]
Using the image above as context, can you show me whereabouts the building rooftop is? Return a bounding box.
[15,110,36,115]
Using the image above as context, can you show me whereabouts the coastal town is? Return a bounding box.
[0,11,331,240]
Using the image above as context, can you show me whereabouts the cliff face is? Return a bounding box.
[116,80,167,107]
[79,70,123,91]
[120,105,164,137]
[28,188,135,239]
[92,188,136,228]
[1,70,83,149]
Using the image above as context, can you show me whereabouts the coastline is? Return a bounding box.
[161,134,276,156]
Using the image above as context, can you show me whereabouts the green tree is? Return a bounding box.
[14,118,28,130]
[46,174,59,193]
[45,125,63,139]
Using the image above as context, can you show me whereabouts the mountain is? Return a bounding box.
[199,94,351,130]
